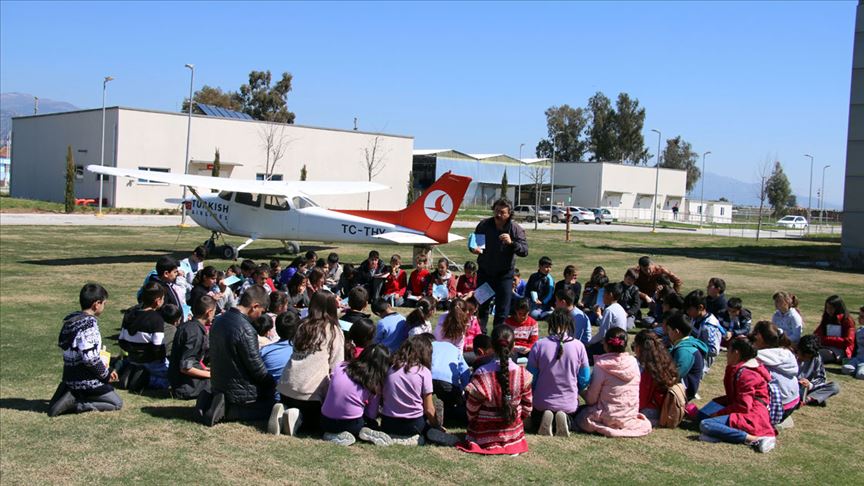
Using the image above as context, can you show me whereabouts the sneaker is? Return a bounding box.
[391,434,423,446]
[554,411,570,437]
[359,427,392,446]
[203,392,225,427]
[195,390,212,420]
[752,436,776,453]
[776,416,794,430]
[538,410,554,436]
[267,403,285,435]
[693,393,702,400]
[426,428,460,447]
[128,367,150,394]
[47,383,76,417]
[118,365,133,390]
[323,431,356,446]
[283,408,302,437]
[699,434,722,443]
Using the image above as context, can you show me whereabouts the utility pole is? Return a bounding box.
[756,176,766,241]
[518,143,525,206]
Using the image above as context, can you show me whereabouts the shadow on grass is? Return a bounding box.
[20,245,338,266]
[598,244,856,272]
[140,405,201,423]
[0,397,50,414]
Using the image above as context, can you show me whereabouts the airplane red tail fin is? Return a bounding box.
[334,171,471,243]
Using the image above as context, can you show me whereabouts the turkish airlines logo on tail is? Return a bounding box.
[423,190,454,222]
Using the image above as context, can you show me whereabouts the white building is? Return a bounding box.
[10,107,413,209]
[685,199,734,224]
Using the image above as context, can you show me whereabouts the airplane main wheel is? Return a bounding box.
[219,245,238,260]
[285,241,301,255]
[204,239,218,256]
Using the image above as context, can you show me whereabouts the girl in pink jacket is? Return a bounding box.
[576,327,652,437]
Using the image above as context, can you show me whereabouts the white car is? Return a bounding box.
[513,205,550,223]
[776,215,808,229]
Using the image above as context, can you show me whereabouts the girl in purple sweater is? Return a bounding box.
[320,344,390,446]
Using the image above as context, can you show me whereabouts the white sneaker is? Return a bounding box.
[776,416,794,430]
[538,410,554,436]
[699,434,722,443]
[283,408,302,437]
[752,436,776,453]
[323,431,356,446]
[554,411,570,437]
[267,403,284,435]
[359,427,392,446]
[391,434,423,446]
[693,393,702,400]
[426,428,459,447]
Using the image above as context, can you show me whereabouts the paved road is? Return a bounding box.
[0,212,816,239]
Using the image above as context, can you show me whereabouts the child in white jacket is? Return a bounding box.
[751,321,800,425]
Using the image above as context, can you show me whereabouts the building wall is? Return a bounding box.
[12,108,413,210]
[550,162,603,207]
[842,1,864,268]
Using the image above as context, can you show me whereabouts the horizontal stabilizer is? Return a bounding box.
[373,231,439,245]
[446,233,465,243]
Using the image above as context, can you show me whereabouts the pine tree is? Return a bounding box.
[64,145,75,213]
[500,169,509,199]
[211,148,221,178]
[300,164,307,181]
[766,161,793,216]
[406,170,416,205]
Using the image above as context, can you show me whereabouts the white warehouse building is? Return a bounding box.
[10,107,413,210]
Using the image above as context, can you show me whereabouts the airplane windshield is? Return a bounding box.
[291,196,318,209]
[218,191,233,201]
[264,195,290,211]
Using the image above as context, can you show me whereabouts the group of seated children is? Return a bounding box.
[48,249,864,458]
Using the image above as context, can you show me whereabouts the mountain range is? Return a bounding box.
[0,92,79,144]
[687,171,843,210]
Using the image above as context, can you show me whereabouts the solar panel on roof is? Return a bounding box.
[196,103,217,116]
[196,102,253,120]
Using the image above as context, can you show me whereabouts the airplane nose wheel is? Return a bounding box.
[282,240,301,255]
[219,245,238,260]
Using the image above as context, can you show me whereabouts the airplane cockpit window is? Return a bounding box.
[235,192,262,207]
[291,196,318,209]
[218,191,233,201]
[264,195,290,211]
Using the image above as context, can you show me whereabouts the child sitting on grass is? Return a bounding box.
[320,345,391,446]
[406,297,434,337]
[841,306,864,380]
[456,261,478,299]
[435,299,469,352]
[48,283,122,417]
[373,298,408,353]
[347,317,375,359]
[462,297,483,363]
[431,337,472,426]
[381,254,408,307]
[576,328,652,438]
[796,334,840,407]
[503,298,539,359]
[633,330,679,426]
[527,308,590,437]
[359,335,443,446]
[751,321,800,426]
[722,297,752,345]
[813,295,856,364]
[404,255,430,306]
[696,338,776,453]
[685,290,724,373]
[664,311,708,402]
[526,256,555,320]
[458,326,533,455]
[553,264,581,301]
[169,295,216,400]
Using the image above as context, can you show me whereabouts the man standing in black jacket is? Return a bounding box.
[469,198,529,333]
[199,285,275,426]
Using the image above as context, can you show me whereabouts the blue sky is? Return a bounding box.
[0,1,855,205]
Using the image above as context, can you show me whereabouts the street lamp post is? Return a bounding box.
[550,131,562,207]
[518,143,525,206]
[820,164,830,227]
[181,64,195,227]
[650,129,661,231]
[97,76,114,217]
[699,151,712,228]
[804,154,814,228]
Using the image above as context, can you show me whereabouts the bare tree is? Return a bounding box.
[259,123,292,180]
[525,162,549,230]
[754,157,773,241]
[361,136,389,209]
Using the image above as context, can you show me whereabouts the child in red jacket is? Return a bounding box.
[503,298,539,359]
[404,255,430,307]
[813,295,856,364]
[381,254,408,307]
[697,338,776,453]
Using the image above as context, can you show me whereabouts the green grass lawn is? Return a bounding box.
[1,225,862,484]
[0,194,180,215]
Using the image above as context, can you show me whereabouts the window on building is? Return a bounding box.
[256,173,284,181]
[75,165,84,180]
[720,207,725,216]
[264,195,290,211]
[137,167,170,185]
[235,192,261,207]
[698,205,703,214]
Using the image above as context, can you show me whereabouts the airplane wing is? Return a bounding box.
[87,165,389,196]
[373,231,439,245]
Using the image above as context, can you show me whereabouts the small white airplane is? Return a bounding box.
[87,165,472,259]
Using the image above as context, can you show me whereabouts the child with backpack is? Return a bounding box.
[527,308,590,437]
[751,321,800,426]
[796,334,840,407]
[633,330,680,427]
[696,338,776,453]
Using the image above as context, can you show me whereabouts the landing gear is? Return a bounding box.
[203,232,220,256]
[202,233,237,260]
[281,240,301,255]
[219,245,238,260]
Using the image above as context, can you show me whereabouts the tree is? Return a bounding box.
[535,105,589,162]
[766,160,793,216]
[259,124,291,180]
[719,196,729,202]
[614,93,648,164]
[238,70,296,123]
[754,158,773,241]
[526,163,549,230]
[300,164,307,181]
[64,145,75,213]
[660,136,700,192]
[182,85,243,112]
[210,148,221,193]
[500,169,509,199]
[406,170,416,205]
[362,136,389,209]
[587,92,617,162]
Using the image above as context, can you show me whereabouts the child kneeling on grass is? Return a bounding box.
[696,338,776,453]
[527,308,590,437]
[168,295,216,400]
[576,327,652,438]
[319,345,390,446]
[48,283,122,417]
[458,326,533,455]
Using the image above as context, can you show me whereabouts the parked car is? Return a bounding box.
[776,215,808,229]
[570,207,595,224]
[513,205,550,223]
[540,205,573,224]
[590,208,613,225]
